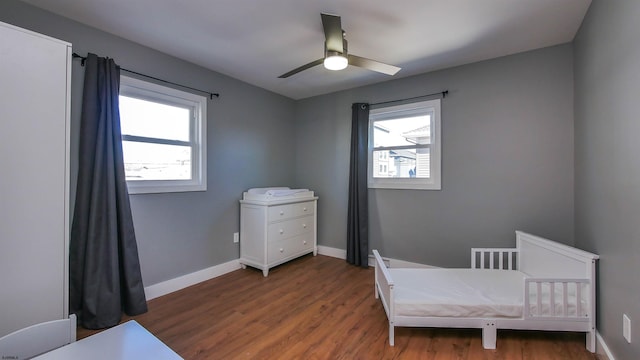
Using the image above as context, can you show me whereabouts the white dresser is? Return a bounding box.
[239,189,318,276]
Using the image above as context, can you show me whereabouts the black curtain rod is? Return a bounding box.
[370,90,448,107]
[72,53,220,99]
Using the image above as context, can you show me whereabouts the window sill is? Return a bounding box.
[127,182,206,195]
[368,179,441,190]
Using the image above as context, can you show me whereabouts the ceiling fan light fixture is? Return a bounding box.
[324,52,348,71]
[278,14,401,78]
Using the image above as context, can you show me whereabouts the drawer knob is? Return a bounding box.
[303,240,307,245]
[303,207,308,211]
[279,248,284,253]
[279,229,284,234]
[302,224,307,228]
[279,211,284,215]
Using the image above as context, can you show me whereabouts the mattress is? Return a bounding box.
[389,268,525,318]
[388,268,589,319]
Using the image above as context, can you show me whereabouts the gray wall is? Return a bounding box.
[295,44,575,267]
[5,1,636,356]
[0,0,296,286]
[574,1,640,358]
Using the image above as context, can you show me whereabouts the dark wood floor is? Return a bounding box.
[78,254,600,359]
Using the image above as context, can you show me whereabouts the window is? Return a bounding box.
[368,99,441,190]
[119,76,207,194]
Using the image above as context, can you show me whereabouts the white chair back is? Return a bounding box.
[0,314,76,359]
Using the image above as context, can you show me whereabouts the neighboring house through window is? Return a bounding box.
[368,98,441,190]
[119,76,207,194]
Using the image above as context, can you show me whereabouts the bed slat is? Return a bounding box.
[536,282,542,315]
[525,278,590,319]
[550,283,555,316]
[471,248,519,270]
[576,283,582,317]
[563,282,569,317]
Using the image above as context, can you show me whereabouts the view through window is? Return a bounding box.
[368,99,441,190]
[371,115,431,179]
[119,76,207,194]
[120,96,192,181]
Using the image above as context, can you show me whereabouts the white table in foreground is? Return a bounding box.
[34,320,182,360]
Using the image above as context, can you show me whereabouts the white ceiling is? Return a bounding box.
[21,0,591,100]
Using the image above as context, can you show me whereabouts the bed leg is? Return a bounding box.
[375,284,379,299]
[389,323,395,346]
[586,329,596,352]
[482,321,497,350]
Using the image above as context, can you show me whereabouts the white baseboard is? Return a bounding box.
[367,254,439,268]
[317,245,436,268]
[383,257,439,269]
[596,331,615,360]
[144,248,344,301]
[144,247,434,301]
[144,259,241,300]
[317,245,346,259]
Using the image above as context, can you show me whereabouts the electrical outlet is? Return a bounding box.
[233,232,239,243]
[623,314,631,343]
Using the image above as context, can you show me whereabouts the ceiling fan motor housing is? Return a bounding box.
[324,37,348,58]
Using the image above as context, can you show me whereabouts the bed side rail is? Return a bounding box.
[372,250,394,316]
[471,248,519,270]
[524,278,591,320]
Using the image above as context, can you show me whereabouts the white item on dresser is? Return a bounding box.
[0,21,71,337]
[239,190,318,276]
[246,187,289,195]
[242,187,315,202]
[264,188,309,197]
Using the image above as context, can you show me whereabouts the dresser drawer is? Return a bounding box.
[291,201,314,217]
[298,235,314,252]
[267,216,313,241]
[268,201,314,221]
[267,234,314,263]
[267,239,288,263]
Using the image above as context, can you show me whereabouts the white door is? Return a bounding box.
[0,21,71,337]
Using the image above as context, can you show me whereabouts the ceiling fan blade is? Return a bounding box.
[278,58,324,78]
[348,54,401,76]
[321,13,344,53]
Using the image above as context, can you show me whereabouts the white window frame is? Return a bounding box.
[119,76,207,194]
[368,99,441,190]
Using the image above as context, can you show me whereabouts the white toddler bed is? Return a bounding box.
[373,231,599,352]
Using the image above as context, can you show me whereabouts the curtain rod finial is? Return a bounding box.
[72,52,87,66]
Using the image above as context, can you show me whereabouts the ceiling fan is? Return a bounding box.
[278,13,401,78]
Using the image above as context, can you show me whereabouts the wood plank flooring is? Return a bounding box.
[78,254,600,359]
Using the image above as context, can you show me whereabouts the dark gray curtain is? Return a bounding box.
[70,53,147,329]
[347,103,370,267]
